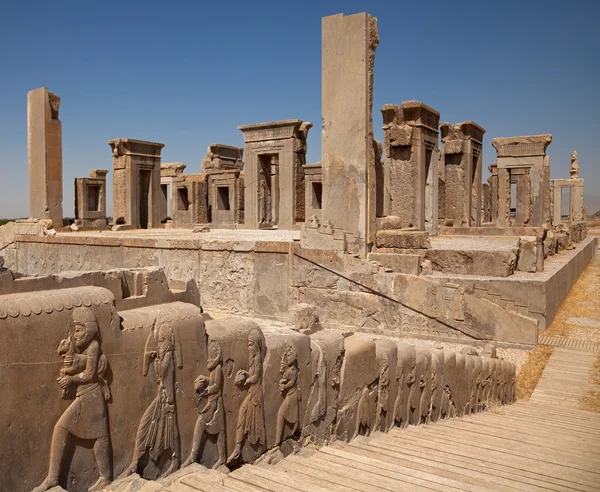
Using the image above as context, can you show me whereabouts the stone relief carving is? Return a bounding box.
[376,353,390,431]
[121,320,183,479]
[276,343,301,445]
[392,356,404,427]
[33,307,112,492]
[183,340,226,469]
[227,328,266,464]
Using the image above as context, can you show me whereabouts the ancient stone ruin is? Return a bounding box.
[0,10,595,492]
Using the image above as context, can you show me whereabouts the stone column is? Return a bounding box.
[489,164,498,223]
[572,178,584,222]
[552,180,563,225]
[28,87,63,227]
[496,167,510,227]
[439,121,486,227]
[321,12,379,256]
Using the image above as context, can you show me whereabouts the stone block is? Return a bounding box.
[367,252,421,274]
[375,230,431,249]
[464,295,538,345]
[517,236,538,273]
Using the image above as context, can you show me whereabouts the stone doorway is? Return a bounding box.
[139,169,152,229]
[258,154,279,227]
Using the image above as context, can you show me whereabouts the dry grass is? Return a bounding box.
[579,391,600,413]
[579,354,600,413]
[516,345,553,401]
[543,257,600,339]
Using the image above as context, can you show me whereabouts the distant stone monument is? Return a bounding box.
[28,87,63,228]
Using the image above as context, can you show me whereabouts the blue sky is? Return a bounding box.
[1,0,599,218]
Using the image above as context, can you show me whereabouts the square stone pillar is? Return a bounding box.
[28,87,63,227]
[108,138,164,229]
[379,101,440,232]
[439,121,486,227]
[488,164,498,223]
[320,12,379,256]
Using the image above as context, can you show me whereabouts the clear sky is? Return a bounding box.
[0,0,598,218]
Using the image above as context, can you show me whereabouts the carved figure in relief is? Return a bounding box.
[570,151,579,178]
[429,354,441,423]
[406,353,417,425]
[419,355,430,424]
[308,345,327,423]
[356,385,374,437]
[227,328,266,463]
[376,354,390,431]
[392,359,404,427]
[440,385,456,419]
[183,340,226,469]
[33,307,111,492]
[276,343,301,445]
[121,321,183,479]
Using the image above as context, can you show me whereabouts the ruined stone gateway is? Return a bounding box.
[0,11,595,492]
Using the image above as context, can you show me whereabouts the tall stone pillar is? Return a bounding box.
[28,87,63,227]
[320,12,379,256]
[439,121,486,227]
[489,164,498,223]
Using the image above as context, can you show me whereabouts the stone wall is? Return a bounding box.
[7,234,542,345]
[0,269,516,491]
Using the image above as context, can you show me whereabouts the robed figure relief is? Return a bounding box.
[183,340,226,469]
[33,307,112,492]
[121,321,183,479]
[227,328,266,463]
[276,343,300,445]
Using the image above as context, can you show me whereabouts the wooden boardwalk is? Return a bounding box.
[157,346,600,492]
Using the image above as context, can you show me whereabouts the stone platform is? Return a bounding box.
[429,236,597,330]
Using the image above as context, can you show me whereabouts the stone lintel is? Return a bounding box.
[381,101,440,132]
[161,162,187,177]
[440,120,486,144]
[552,178,583,188]
[491,134,552,157]
[238,119,303,142]
[107,138,165,157]
[303,163,322,176]
[89,169,108,179]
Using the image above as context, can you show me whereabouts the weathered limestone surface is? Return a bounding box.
[0,264,516,491]
[379,101,440,235]
[367,252,421,274]
[319,12,379,256]
[74,169,109,229]
[492,134,552,228]
[108,138,165,230]
[28,87,63,228]
[439,121,485,227]
[239,120,311,230]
